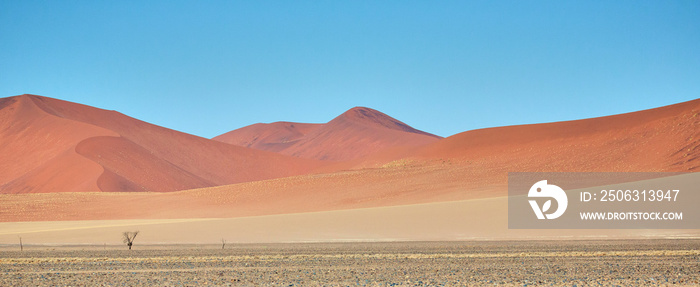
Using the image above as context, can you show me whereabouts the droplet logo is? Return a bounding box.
[528,180,568,219]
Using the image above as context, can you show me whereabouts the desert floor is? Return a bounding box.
[1,240,698,286]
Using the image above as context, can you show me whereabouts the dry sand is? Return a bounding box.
[0,160,508,222]
[2,197,697,245]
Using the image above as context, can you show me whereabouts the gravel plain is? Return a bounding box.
[1,240,698,286]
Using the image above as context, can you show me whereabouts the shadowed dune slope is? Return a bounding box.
[213,122,322,153]
[214,107,442,161]
[0,95,321,194]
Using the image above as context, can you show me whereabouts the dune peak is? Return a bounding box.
[333,106,440,138]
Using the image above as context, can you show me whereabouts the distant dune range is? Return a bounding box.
[213,106,442,161]
[0,95,698,224]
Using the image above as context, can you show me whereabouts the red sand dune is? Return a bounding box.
[0,95,321,194]
[1,98,697,222]
[214,107,442,161]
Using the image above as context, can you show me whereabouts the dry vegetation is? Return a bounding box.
[1,240,698,286]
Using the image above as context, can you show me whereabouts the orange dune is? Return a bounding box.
[0,95,321,194]
[214,107,442,161]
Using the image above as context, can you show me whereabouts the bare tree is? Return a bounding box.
[122,231,139,250]
[221,238,226,250]
[19,236,23,251]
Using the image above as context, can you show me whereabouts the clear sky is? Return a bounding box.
[1,1,698,138]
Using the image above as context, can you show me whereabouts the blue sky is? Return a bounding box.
[1,1,698,138]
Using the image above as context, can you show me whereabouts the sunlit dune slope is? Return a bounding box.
[0,95,321,193]
[409,98,700,173]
